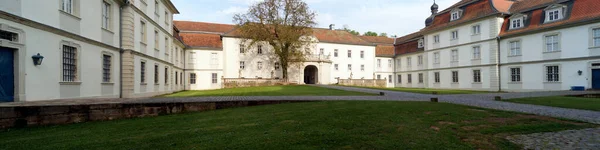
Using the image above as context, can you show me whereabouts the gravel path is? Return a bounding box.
[507,128,600,149]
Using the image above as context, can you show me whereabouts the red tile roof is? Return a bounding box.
[224,27,373,46]
[179,33,222,49]
[359,36,394,45]
[422,0,508,33]
[395,40,423,55]
[394,31,423,44]
[500,0,600,37]
[174,21,236,34]
[376,45,395,57]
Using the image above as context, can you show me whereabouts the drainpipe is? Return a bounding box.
[118,3,124,98]
[496,36,501,92]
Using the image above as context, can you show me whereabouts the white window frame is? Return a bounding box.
[472,46,481,59]
[509,40,522,56]
[434,72,440,83]
[154,30,159,49]
[471,24,480,35]
[274,62,280,70]
[360,50,364,58]
[407,74,412,83]
[101,1,111,30]
[140,21,147,43]
[398,75,402,83]
[334,49,338,57]
[545,8,563,22]
[190,73,196,84]
[377,59,381,68]
[257,45,263,54]
[452,71,459,83]
[60,41,81,83]
[211,73,218,84]
[510,67,521,82]
[433,35,440,43]
[257,61,263,70]
[450,9,462,21]
[418,39,424,48]
[210,53,218,68]
[406,57,412,66]
[451,49,458,62]
[240,61,245,70]
[510,18,524,29]
[361,64,365,71]
[348,64,352,71]
[61,0,74,14]
[418,73,423,83]
[433,52,440,64]
[347,50,352,58]
[545,65,560,82]
[544,34,560,52]
[472,69,481,83]
[451,30,459,40]
[593,28,600,47]
[417,55,423,65]
[388,59,392,68]
[334,64,339,71]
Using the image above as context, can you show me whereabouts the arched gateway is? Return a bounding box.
[303,65,318,84]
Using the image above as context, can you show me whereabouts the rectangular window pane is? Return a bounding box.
[212,73,218,84]
[63,45,77,82]
[102,54,111,82]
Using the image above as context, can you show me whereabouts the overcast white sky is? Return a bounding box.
[172,0,458,37]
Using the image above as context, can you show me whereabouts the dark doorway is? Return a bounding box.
[593,69,600,89]
[304,65,318,84]
[0,47,14,102]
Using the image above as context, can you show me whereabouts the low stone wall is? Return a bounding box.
[0,100,312,129]
[338,79,386,88]
[222,78,295,88]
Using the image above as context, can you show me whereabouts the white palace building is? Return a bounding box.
[0,0,599,102]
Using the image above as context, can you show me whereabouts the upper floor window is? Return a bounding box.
[396,59,401,68]
[154,31,159,48]
[274,62,280,70]
[61,0,74,14]
[433,35,440,43]
[509,41,521,56]
[451,30,459,40]
[320,48,324,55]
[472,46,481,59]
[165,11,169,23]
[361,65,365,71]
[140,21,147,43]
[450,9,462,21]
[257,61,263,70]
[360,51,364,58]
[377,59,381,68]
[433,52,440,64]
[544,5,566,23]
[388,59,392,68]
[347,50,352,58]
[417,55,423,65]
[334,49,338,57]
[511,18,523,29]
[154,0,159,14]
[406,57,412,66]
[418,39,424,48]
[451,49,458,62]
[101,1,111,30]
[593,28,600,47]
[257,45,263,54]
[239,44,245,53]
[472,25,480,35]
[334,64,338,70]
[210,53,218,68]
[545,34,560,52]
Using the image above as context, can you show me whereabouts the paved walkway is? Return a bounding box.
[507,128,600,149]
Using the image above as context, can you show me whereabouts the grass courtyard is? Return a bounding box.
[0,101,594,149]
[348,86,492,95]
[505,96,600,111]
[164,85,374,97]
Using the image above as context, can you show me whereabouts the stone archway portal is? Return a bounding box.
[303,65,318,84]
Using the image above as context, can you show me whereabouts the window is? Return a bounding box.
[407,57,412,66]
[377,59,381,68]
[452,71,459,83]
[61,0,74,14]
[360,51,364,58]
[140,21,147,43]
[451,11,461,21]
[397,59,401,68]
[140,61,146,83]
[418,73,423,83]
[274,62,280,70]
[594,28,600,47]
[361,65,365,71]
[347,50,352,58]
[164,38,168,51]
[257,45,263,54]
[239,44,245,53]
[511,18,523,29]
[546,9,562,22]
[334,64,338,70]
[545,35,560,52]
[210,53,218,68]
[0,30,18,42]
[388,59,392,68]
[154,64,159,83]
[62,45,78,82]
[434,52,440,64]
[239,61,245,69]
[190,73,196,84]
[417,55,423,65]
[546,65,560,82]
[397,75,402,83]
[434,72,440,83]
[164,67,168,84]
[433,35,440,43]
[257,61,263,70]
[377,75,381,79]
[418,39,424,48]
[451,30,459,40]
[102,54,111,82]
[175,71,178,85]
[472,25,480,35]
[407,74,412,83]
[473,70,481,83]
[509,41,521,56]
[154,0,159,14]
[320,48,324,55]
[510,68,521,82]
[101,1,111,30]
[154,31,159,48]
[348,64,352,71]
[334,49,338,57]
[211,73,218,84]
[473,46,481,59]
[389,75,393,83]
[164,11,169,23]
[451,49,458,62]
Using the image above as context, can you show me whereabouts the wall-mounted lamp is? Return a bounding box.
[578,70,583,76]
[31,53,44,66]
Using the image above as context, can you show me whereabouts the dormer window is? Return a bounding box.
[418,39,424,48]
[509,14,527,29]
[544,4,566,23]
[450,9,463,21]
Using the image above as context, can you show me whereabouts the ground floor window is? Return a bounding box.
[190,73,196,84]
[408,74,412,83]
[377,75,381,79]
[397,75,401,83]
[388,75,392,83]
[164,67,168,84]
[102,54,111,83]
[511,68,521,82]
[452,71,459,83]
[418,73,423,83]
[212,73,218,84]
[154,64,159,84]
[473,70,481,83]
[175,71,178,85]
[140,61,146,83]
[546,65,560,82]
[62,45,78,82]
[434,72,440,83]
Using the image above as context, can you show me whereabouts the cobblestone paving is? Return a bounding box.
[506,128,600,150]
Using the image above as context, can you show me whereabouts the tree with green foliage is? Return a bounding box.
[379,33,388,37]
[363,31,378,36]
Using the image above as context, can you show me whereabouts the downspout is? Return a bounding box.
[119,3,124,98]
[496,36,501,92]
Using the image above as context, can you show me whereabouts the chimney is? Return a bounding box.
[329,24,335,30]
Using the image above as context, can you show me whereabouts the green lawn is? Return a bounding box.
[0,101,593,149]
[349,86,492,95]
[505,96,600,111]
[163,85,374,97]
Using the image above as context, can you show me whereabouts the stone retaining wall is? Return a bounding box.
[0,100,312,129]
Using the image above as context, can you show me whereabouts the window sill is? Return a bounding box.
[102,28,114,34]
[59,10,81,20]
[450,61,458,63]
[543,50,561,54]
[543,19,563,24]
[101,82,114,85]
[472,82,482,84]
[508,55,522,57]
[589,46,600,49]
[471,33,480,36]
[155,83,160,85]
[451,82,459,84]
[508,82,522,84]
[60,82,82,85]
[544,82,561,84]
[471,58,481,61]
[141,83,147,85]
[140,42,147,46]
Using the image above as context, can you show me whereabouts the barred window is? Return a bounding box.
[190,73,196,84]
[175,71,178,85]
[102,54,111,82]
[388,75,392,83]
[511,68,521,82]
[211,73,218,84]
[274,62,280,70]
[0,30,18,42]
[62,45,77,82]
[164,67,168,84]
[473,70,481,83]
[154,65,159,83]
[434,72,440,83]
[546,66,560,82]
[397,75,402,83]
[407,74,412,83]
[418,73,423,83]
[180,73,183,85]
[140,61,146,83]
[452,71,459,83]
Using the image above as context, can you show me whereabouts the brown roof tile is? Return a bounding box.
[359,36,394,45]
[394,31,423,44]
[376,45,395,57]
[394,40,423,55]
[423,0,500,33]
[174,21,236,33]
[500,0,600,37]
[179,33,222,49]
[311,28,372,46]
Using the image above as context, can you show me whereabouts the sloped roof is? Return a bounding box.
[174,21,236,33]
[359,36,394,45]
[394,31,423,45]
[376,45,395,57]
[394,40,423,56]
[179,33,222,49]
[422,0,508,33]
[311,28,372,46]
[500,0,600,37]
